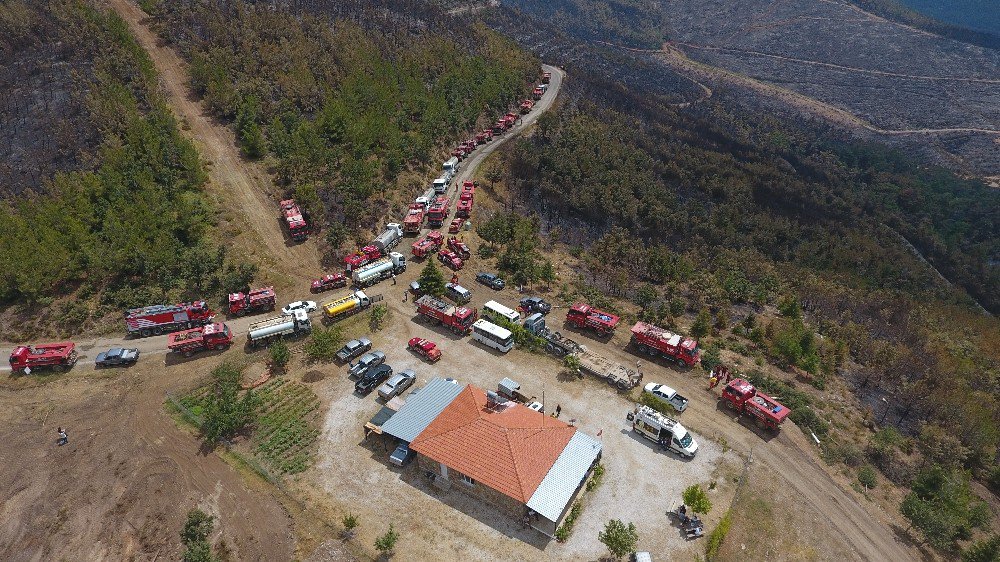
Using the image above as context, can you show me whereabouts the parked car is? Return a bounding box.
[519,296,551,315]
[336,337,372,362]
[95,347,139,368]
[389,441,415,466]
[409,280,423,296]
[356,364,393,395]
[378,369,416,400]
[407,337,442,363]
[348,350,385,378]
[282,300,317,315]
[476,272,505,290]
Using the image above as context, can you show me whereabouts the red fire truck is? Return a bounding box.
[9,342,78,374]
[167,323,234,357]
[228,286,276,316]
[721,378,791,431]
[630,321,700,367]
[415,295,478,335]
[124,301,214,337]
[565,302,620,337]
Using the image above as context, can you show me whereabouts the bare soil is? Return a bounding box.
[0,358,294,561]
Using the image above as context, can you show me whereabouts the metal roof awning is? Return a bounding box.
[380,378,464,442]
[526,431,603,522]
[498,377,520,397]
[364,406,398,436]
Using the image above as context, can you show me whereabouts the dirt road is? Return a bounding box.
[108,0,323,281]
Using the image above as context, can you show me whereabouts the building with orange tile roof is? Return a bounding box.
[406,382,602,536]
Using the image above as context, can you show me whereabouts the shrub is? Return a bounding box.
[374,523,399,555]
[705,510,732,560]
[963,534,1000,562]
[303,326,343,362]
[586,463,605,492]
[901,465,992,550]
[342,513,358,538]
[181,509,217,562]
[555,502,583,542]
[598,519,639,560]
[267,340,290,375]
[683,484,712,514]
[669,298,686,317]
[691,308,711,338]
[201,362,261,443]
[987,465,1000,495]
[418,259,446,297]
[369,303,389,332]
[858,465,878,489]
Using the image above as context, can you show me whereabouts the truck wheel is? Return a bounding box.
[636,344,647,354]
[153,327,162,336]
[214,344,225,351]
[724,400,734,410]
[236,309,245,317]
[676,359,686,368]
[141,329,152,338]
[184,351,194,358]
[53,365,64,372]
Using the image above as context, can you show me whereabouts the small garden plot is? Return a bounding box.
[252,379,321,475]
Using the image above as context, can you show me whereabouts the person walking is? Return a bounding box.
[708,376,719,390]
[57,427,68,446]
[403,291,408,302]
[555,404,562,418]
[392,273,397,285]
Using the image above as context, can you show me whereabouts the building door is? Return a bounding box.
[440,463,449,479]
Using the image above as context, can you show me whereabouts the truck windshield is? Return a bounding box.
[679,431,693,448]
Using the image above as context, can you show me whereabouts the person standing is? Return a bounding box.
[555,404,562,418]
[392,273,397,285]
[57,427,68,446]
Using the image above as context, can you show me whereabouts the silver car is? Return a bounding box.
[348,350,385,378]
[378,369,416,400]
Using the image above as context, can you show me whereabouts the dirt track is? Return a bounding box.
[107,0,323,282]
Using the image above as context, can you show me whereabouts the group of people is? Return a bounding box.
[708,365,733,390]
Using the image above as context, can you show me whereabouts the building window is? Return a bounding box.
[462,474,475,486]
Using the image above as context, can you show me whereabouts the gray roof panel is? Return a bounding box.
[526,431,602,522]
[380,378,464,442]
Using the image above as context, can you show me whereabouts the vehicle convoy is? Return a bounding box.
[411,231,443,258]
[448,217,465,234]
[311,273,348,293]
[721,378,791,431]
[627,405,699,458]
[9,342,78,374]
[95,348,139,368]
[323,291,379,321]
[524,314,641,389]
[566,302,620,337]
[426,196,450,228]
[228,286,276,317]
[124,301,214,337]
[520,99,534,114]
[630,321,700,367]
[643,382,689,413]
[415,294,478,335]
[407,337,442,362]
[167,323,233,357]
[344,245,382,271]
[403,204,425,234]
[532,86,544,100]
[443,157,460,177]
[247,311,312,347]
[336,337,372,362]
[349,351,386,378]
[542,71,551,84]
[433,176,449,194]
[280,199,308,241]
[352,252,406,287]
[438,249,464,270]
[373,223,403,254]
[447,237,471,260]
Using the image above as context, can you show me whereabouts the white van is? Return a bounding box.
[433,176,448,194]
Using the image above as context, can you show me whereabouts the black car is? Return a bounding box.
[95,347,140,368]
[476,272,505,290]
[519,296,551,315]
[355,364,393,395]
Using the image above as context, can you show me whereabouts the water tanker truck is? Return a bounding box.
[247,310,312,347]
[373,223,403,254]
[352,252,406,287]
[167,323,233,357]
[323,291,379,321]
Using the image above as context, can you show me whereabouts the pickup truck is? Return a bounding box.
[643,382,689,413]
[337,338,373,362]
[95,348,140,368]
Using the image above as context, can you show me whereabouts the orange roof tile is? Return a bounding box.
[410,385,576,503]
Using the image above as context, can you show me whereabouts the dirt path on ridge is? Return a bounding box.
[107,0,323,281]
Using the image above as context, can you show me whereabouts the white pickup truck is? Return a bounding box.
[643,382,689,413]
